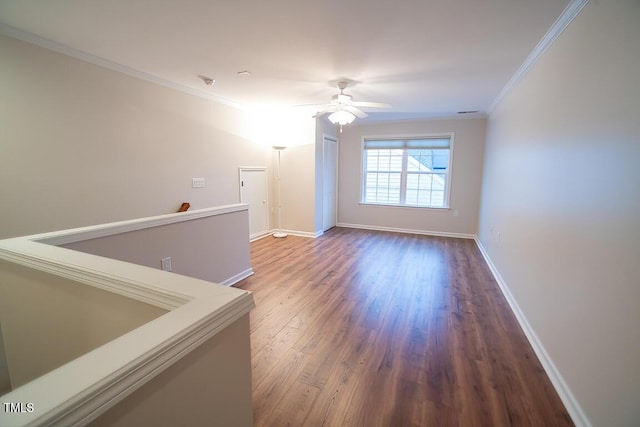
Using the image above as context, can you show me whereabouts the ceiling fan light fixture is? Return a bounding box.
[328,110,356,126]
[333,93,352,104]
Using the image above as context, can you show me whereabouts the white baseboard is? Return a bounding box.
[249,231,272,242]
[220,268,254,287]
[284,230,323,238]
[474,238,591,427]
[266,228,324,239]
[336,222,476,239]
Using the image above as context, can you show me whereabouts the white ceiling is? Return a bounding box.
[0,0,571,121]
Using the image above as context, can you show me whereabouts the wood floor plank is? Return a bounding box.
[237,227,573,426]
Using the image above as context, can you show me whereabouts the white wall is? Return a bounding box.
[247,106,318,236]
[0,259,166,388]
[279,142,317,234]
[0,34,271,239]
[338,118,486,236]
[477,1,640,425]
[277,115,339,237]
[91,314,253,427]
[62,208,251,286]
[0,325,10,394]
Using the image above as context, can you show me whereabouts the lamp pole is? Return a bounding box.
[272,146,288,238]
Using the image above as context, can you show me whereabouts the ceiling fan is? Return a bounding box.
[312,81,391,127]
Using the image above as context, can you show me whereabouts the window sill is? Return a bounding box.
[358,202,451,212]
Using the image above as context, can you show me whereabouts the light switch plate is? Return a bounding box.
[161,257,172,272]
[192,178,205,188]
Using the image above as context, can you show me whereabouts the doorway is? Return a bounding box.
[239,167,269,240]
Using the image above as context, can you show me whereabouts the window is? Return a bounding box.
[361,136,452,208]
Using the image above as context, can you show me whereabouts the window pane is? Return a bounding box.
[432,149,449,171]
[366,149,402,172]
[363,142,449,208]
[407,150,429,172]
[406,189,418,205]
[430,190,445,207]
[418,190,430,206]
[406,149,449,173]
[364,172,401,204]
[405,172,447,207]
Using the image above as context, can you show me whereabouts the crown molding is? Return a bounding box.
[488,0,590,113]
[0,23,243,109]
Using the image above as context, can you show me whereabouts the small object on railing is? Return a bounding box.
[177,202,191,212]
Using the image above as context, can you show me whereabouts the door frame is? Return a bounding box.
[322,135,339,232]
[238,166,270,241]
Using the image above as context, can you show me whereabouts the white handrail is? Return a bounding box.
[0,206,255,426]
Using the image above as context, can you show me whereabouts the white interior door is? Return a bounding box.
[323,136,338,231]
[239,167,269,239]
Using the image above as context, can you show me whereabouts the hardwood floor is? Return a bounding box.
[236,227,573,427]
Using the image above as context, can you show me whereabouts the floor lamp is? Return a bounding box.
[272,146,288,238]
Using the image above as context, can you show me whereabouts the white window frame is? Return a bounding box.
[360,133,454,209]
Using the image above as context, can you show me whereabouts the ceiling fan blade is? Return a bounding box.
[344,105,368,119]
[352,101,391,109]
[294,102,332,108]
[312,106,339,118]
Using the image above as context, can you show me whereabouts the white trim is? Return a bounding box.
[358,202,452,212]
[360,133,454,209]
[249,231,273,242]
[336,223,475,240]
[359,132,456,142]
[0,239,190,311]
[0,23,242,110]
[283,229,324,239]
[239,167,270,240]
[220,268,254,287]
[50,297,253,427]
[322,134,339,232]
[474,238,591,427]
[323,136,338,143]
[488,0,590,113]
[33,204,248,246]
[268,228,324,239]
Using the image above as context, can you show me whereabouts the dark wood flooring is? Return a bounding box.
[236,227,573,427]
